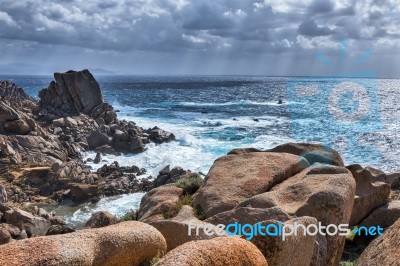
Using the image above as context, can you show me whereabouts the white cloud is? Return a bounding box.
[0,11,19,27]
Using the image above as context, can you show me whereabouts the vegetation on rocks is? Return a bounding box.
[175,174,203,195]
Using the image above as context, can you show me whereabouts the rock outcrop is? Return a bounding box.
[266,142,344,167]
[150,206,226,252]
[0,221,167,266]
[3,208,50,237]
[237,164,355,266]
[154,237,268,266]
[347,164,391,225]
[252,217,318,266]
[39,70,105,116]
[356,218,400,266]
[192,152,309,218]
[138,185,183,222]
[83,211,119,229]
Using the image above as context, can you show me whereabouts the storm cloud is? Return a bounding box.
[0,0,399,76]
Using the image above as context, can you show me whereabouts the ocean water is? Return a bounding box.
[3,74,400,226]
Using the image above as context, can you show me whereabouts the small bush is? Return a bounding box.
[162,195,193,219]
[193,204,206,220]
[339,261,355,266]
[121,209,138,221]
[176,175,203,195]
[140,253,161,266]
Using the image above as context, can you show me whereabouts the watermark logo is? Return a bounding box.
[287,40,381,165]
[188,220,384,241]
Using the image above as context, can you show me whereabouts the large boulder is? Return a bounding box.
[0,221,167,266]
[84,211,119,229]
[4,209,51,237]
[238,165,356,266]
[353,200,400,246]
[205,208,317,266]
[39,69,104,115]
[68,183,100,203]
[205,207,291,225]
[154,237,268,266]
[0,225,11,245]
[86,130,110,149]
[267,142,344,166]
[150,207,227,252]
[138,185,183,222]
[356,218,400,266]
[252,217,317,266]
[347,164,391,225]
[192,152,309,218]
[359,200,400,228]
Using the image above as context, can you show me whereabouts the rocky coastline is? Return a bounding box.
[1,71,400,265]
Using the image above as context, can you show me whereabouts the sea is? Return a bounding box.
[2,74,400,227]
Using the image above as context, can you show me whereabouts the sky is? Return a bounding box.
[0,0,399,77]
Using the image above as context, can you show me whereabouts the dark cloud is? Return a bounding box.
[0,0,398,76]
[298,20,334,36]
[309,0,334,14]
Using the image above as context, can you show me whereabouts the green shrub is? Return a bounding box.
[175,175,203,195]
[121,209,138,221]
[193,204,206,220]
[339,261,355,266]
[162,195,193,219]
[140,253,162,266]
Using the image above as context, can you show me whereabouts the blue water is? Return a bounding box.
[3,74,400,225]
[3,74,400,173]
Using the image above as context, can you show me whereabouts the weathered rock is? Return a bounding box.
[238,165,355,266]
[267,142,344,166]
[146,127,175,144]
[152,166,191,188]
[3,119,32,135]
[359,200,400,228]
[68,183,100,203]
[356,218,400,266]
[46,225,75,235]
[138,185,183,222]
[252,217,317,266]
[150,216,226,252]
[386,172,400,188]
[0,184,7,203]
[4,209,51,237]
[0,101,19,122]
[155,237,267,266]
[0,81,33,105]
[0,221,167,266]
[0,135,67,166]
[0,223,21,239]
[205,207,291,225]
[86,130,110,149]
[0,226,11,245]
[192,152,309,218]
[94,152,102,164]
[347,164,391,225]
[353,200,400,246]
[39,69,104,115]
[84,211,119,229]
[227,147,262,155]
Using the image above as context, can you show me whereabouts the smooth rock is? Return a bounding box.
[356,218,400,266]
[138,185,183,222]
[154,237,268,266]
[0,221,167,266]
[84,211,119,229]
[192,152,309,218]
[267,142,344,166]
